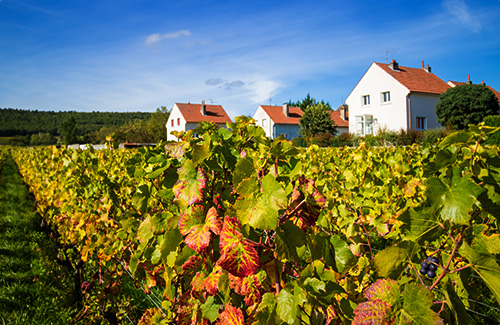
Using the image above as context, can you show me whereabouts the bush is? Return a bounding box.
[309,132,334,147]
[483,115,500,145]
[396,129,424,146]
[292,137,308,147]
[375,126,398,146]
[422,128,447,145]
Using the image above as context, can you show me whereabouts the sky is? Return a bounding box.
[1,0,500,119]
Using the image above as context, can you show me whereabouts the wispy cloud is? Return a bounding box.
[205,78,245,90]
[442,0,481,33]
[145,30,191,46]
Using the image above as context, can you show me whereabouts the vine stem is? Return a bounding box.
[429,229,464,291]
[279,199,306,222]
[411,262,426,286]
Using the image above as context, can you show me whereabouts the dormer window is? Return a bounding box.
[362,95,370,106]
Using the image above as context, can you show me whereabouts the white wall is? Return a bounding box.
[346,63,409,134]
[252,106,274,138]
[166,104,186,141]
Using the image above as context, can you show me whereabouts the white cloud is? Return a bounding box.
[145,30,191,46]
[443,0,481,32]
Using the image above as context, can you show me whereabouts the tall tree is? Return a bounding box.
[435,84,499,130]
[60,115,77,145]
[146,106,170,142]
[299,102,337,141]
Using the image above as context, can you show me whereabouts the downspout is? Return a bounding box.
[407,94,412,130]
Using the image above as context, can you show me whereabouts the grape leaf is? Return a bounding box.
[399,283,443,324]
[234,174,287,230]
[178,206,221,253]
[201,296,220,323]
[173,159,206,207]
[219,303,244,325]
[352,299,391,325]
[218,216,259,277]
[373,246,410,278]
[427,169,483,225]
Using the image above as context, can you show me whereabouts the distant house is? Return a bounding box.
[346,60,450,135]
[166,102,232,141]
[448,76,500,106]
[331,104,349,134]
[252,104,303,139]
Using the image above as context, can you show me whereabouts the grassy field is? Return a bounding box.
[0,155,80,324]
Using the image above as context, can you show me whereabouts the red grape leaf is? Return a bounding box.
[173,159,206,207]
[179,206,221,253]
[352,299,391,325]
[218,216,259,277]
[218,303,244,325]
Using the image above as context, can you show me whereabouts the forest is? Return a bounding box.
[0,107,169,145]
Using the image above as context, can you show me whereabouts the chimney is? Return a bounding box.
[283,103,289,118]
[466,74,472,84]
[423,63,431,73]
[389,59,399,71]
[200,100,206,116]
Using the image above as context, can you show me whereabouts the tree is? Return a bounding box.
[435,84,499,130]
[146,106,170,142]
[60,115,77,145]
[299,102,337,146]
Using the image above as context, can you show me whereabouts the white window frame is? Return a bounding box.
[362,95,370,106]
[355,115,374,135]
[262,119,267,127]
[381,91,391,104]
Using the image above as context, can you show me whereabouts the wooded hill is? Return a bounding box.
[0,108,169,145]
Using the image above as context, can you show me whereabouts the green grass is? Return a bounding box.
[0,155,81,324]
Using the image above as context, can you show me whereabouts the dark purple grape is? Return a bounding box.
[427,256,439,264]
[420,261,429,269]
[428,263,437,272]
[420,268,427,275]
[427,270,436,278]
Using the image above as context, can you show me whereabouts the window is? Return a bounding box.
[177,118,180,126]
[416,117,427,130]
[362,95,370,106]
[382,91,390,103]
[171,119,174,127]
[262,119,267,127]
[356,115,374,135]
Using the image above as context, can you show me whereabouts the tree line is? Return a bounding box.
[0,107,170,146]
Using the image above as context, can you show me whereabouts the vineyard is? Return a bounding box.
[7,118,500,324]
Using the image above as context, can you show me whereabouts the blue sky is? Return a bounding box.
[1,0,499,118]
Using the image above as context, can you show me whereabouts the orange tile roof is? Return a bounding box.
[260,105,303,124]
[375,62,450,94]
[331,110,349,127]
[176,102,232,124]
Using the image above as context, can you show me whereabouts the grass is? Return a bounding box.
[0,155,80,324]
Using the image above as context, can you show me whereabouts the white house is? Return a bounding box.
[166,102,232,141]
[346,60,450,135]
[252,104,303,139]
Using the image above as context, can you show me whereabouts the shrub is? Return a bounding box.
[422,128,446,145]
[376,126,398,146]
[483,115,500,145]
[396,129,423,146]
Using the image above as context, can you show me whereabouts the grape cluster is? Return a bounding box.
[420,256,439,278]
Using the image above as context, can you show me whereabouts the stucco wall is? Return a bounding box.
[408,93,441,130]
[273,123,301,139]
[166,104,186,141]
[252,106,273,138]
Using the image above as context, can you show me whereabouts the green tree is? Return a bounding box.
[299,102,337,146]
[146,106,170,142]
[60,115,77,145]
[435,84,499,130]
[290,93,317,112]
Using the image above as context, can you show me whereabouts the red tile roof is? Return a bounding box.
[375,62,450,94]
[176,102,232,124]
[260,105,303,124]
[331,110,349,128]
[448,81,500,105]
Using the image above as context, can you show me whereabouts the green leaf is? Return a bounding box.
[146,164,170,179]
[373,246,409,278]
[399,283,442,324]
[275,221,306,261]
[442,279,469,325]
[399,207,442,243]
[427,169,483,225]
[277,287,298,324]
[234,173,287,230]
[201,296,220,322]
[330,235,355,273]
[159,228,182,262]
[233,156,255,186]
[137,216,154,242]
[132,184,150,214]
[439,131,473,148]
[459,241,500,304]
